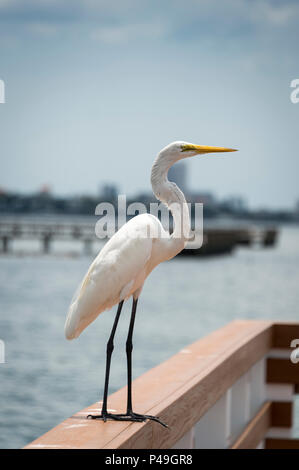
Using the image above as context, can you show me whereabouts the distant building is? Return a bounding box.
[39,184,52,195]
[220,196,248,214]
[99,184,119,203]
[191,191,217,206]
[168,162,188,195]
[190,191,218,217]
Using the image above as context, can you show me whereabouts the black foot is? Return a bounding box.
[87,411,168,428]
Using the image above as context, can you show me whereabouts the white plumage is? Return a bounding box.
[65,213,166,339]
[64,141,236,426]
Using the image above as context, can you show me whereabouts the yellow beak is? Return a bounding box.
[182,144,237,154]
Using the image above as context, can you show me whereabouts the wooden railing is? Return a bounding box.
[24,320,299,449]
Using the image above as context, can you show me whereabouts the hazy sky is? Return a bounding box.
[0,0,298,209]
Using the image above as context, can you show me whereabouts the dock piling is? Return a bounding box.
[2,235,10,253]
[42,233,52,254]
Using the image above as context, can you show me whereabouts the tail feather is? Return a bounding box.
[64,300,80,340]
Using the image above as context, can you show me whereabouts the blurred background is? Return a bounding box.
[0,0,299,449]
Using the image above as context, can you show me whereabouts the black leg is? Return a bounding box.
[88,297,168,428]
[88,300,124,421]
[126,297,137,414]
[121,297,168,427]
[102,300,124,416]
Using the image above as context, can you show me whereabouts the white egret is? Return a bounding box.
[65,141,237,427]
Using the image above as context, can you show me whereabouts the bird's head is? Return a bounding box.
[159,141,237,164]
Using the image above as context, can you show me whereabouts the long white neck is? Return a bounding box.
[151,152,191,253]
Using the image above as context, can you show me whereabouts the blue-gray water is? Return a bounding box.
[0,225,299,448]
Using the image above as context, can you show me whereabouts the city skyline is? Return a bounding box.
[0,167,298,212]
[0,162,298,212]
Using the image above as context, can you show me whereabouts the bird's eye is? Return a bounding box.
[181,144,188,152]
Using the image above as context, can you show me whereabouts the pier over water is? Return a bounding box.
[0,220,277,256]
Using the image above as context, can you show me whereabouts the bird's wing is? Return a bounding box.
[65,214,155,339]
